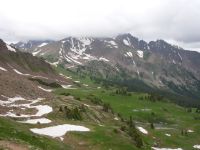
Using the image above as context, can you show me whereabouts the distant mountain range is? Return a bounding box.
[11,34,200,105]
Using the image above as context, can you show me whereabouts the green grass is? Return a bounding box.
[0,117,69,150]
[54,87,200,150]
[1,64,199,150]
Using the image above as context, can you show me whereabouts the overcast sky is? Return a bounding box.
[0,0,200,51]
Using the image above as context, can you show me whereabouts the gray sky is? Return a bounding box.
[0,0,200,51]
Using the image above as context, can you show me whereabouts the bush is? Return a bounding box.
[102,102,113,112]
[64,106,82,120]
[120,126,127,132]
[60,92,70,96]
[29,78,61,88]
[150,123,154,129]
[113,128,119,134]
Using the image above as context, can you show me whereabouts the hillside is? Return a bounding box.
[0,60,200,149]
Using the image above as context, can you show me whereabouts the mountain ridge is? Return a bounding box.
[12,34,200,105]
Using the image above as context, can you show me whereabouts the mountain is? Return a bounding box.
[13,34,200,105]
[11,40,54,54]
[1,38,200,150]
[0,39,69,99]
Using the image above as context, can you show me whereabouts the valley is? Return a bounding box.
[0,35,200,150]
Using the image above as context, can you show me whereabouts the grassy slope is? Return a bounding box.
[0,66,199,150]
[0,117,69,150]
[53,66,200,150]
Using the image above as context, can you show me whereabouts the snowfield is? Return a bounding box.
[137,126,148,134]
[19,118,52,124]
[30,124,90,139]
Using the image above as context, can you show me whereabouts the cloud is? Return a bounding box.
[0,0,200,51]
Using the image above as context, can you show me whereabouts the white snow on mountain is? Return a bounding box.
[13,69,30,76]
[193,145,200,149]
[0,66,7,71]
[6,44,16,52]
[32,49,42,56]
[99,57,109,62]
[126,52,133,57]
[38,86,53,92]
[123,39,131,46]
[30,124,90,139]
[137,126,148,134]
[38,43,48,47]
[137,50,143,58]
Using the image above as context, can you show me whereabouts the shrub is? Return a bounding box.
[150,123,155,129]
[60,92,70,96]
[64,106,82,120]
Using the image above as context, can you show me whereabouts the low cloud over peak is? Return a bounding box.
[0,0,200,51]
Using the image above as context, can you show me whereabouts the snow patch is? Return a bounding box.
[38,43,48,47]
[59,73,72,79]
[187,129,194,133]
[6,45,16,52]
[137,50,143,58]
[34,105,53,116]
[0,97,53,118]
[32,76,48,80]
[165,133,171,137]
[83,84,88,87]
[114,117,119,120]
[123,39,131,46]
[137,126,148,134]
[38,86,53,92]
[61,85,76,89]
[0,96,25,106]
[126,52,133,57]
[99,57,109,62]
[13,69,30,76]
[46,61,59,67]
[0,66,7,71]
[32,49,42,56]
[78,37,92,46]
[30,124,90,138]
[105,40,118,48]
[178,52,182,61]
[193,145,200,149]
